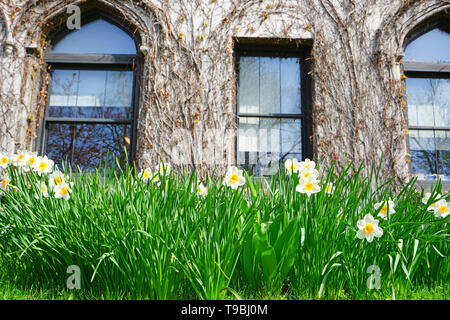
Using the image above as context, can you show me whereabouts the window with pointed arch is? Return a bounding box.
[404,20,450,181]
[40,11,140,171]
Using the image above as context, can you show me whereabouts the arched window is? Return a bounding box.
[41,12,139,171]
[404,22,450,181]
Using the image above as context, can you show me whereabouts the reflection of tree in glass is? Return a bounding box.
[47,123,129,172]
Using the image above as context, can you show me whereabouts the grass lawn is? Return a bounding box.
[0,155,448,300]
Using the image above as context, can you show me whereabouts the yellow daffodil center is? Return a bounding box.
[28,158,36,165]
[60,187,68,195]
[0,157,7,165]
[39,162,47,171]
[153,175,159,181]
[364,223,374,234]
[230,174,239,184]
[18,154,25,161]
[303,172,310,178]
[55,177,62,185]
[381,205,387,213]
[325,186,331,192]
[290,164,296,172]
[1,180,8,188]
[305,164,311,168]
[143,172,150,179]
[305,182,314,191]
[440,206,447,214]
[41,186,46,192]
[198,187,202,193]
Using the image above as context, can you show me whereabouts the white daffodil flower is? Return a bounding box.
[299,167,319,180]
[197,182,208,197]
[284,158,301,175]
[374,198,396,220]
[422,192,441,211]
[48,170,70,189]
[433,199,449,219]
[12,151,29,168]
[356,214,383,243]
[139,167,153,182]
[53,182,72,200]
[298,158,316,172]
[0,154,9,168]
[324,182,335,194]
[296,175,321,197]
[0,174,10,193]
[35,182,49,199]
[223,166,246,190]
[33,156,54,175]
[156,162,171,176]
[23,151,38,172]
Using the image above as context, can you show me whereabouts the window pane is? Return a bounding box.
[46,123,131,172]
[281,58,301,114]
[409,129,450,180]
[50,19,136,55]
[238,56,259,113]
[238,56,301,114]
[260,57,281,114]
[404,28,450,62]
[238,117,302,175]
[406,78,450,127]
[436,130,450,177]
[48,69,133,119]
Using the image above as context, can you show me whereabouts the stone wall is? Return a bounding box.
[0,0,449,185]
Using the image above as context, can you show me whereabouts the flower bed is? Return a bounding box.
[0,152,448,299]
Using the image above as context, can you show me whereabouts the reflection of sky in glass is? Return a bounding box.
[48,69,133,119]
[404,28,450,62]
[407,78,450,127]
[50,19,136,54]
[239,56,301,114]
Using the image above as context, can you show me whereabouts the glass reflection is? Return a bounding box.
[238,56,301,114]
[50,19,136,55]
[48,69,133,119]
[238,117,302,175]
[46,123,130,172]
[404,28,450,63]
[406,78,450,127]
[409,130,450,180]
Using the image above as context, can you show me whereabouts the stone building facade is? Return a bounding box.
[0,0,449,188]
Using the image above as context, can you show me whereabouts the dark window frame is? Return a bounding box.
[38,10,142,169]
[403,20,450,185]
[234,43,313,174]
